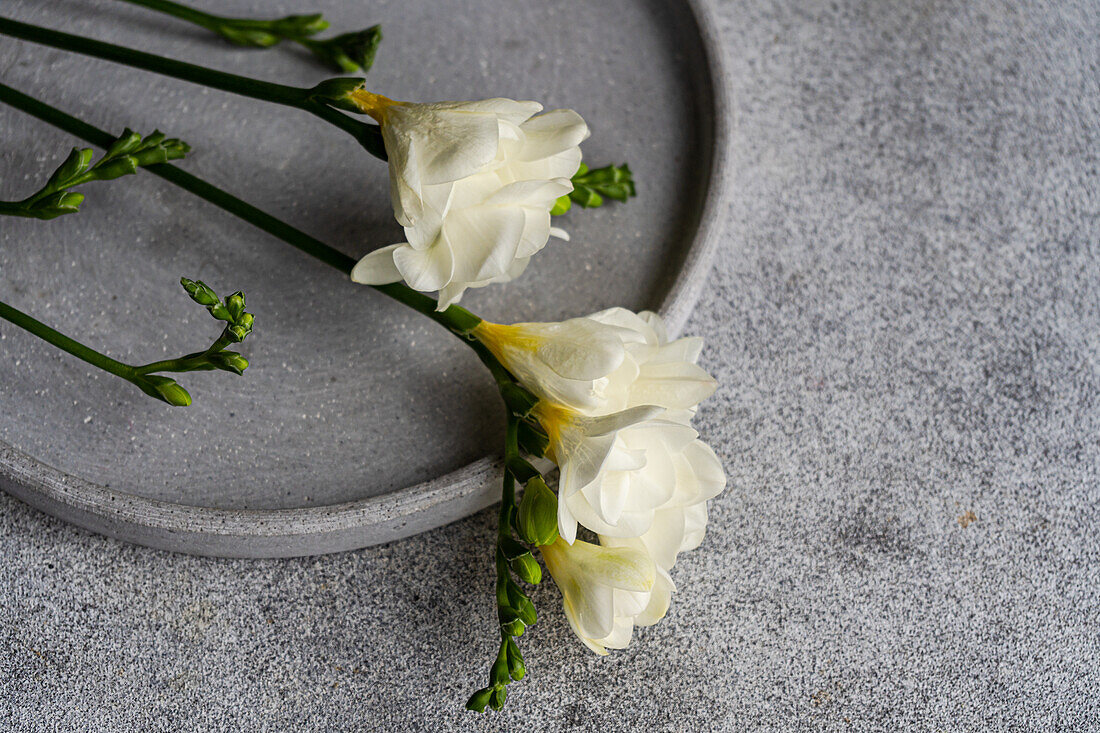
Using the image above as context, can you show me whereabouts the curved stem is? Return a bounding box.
[0,300,136,381]
[0,16,385,158]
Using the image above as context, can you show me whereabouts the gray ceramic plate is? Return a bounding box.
[0,0,730,557]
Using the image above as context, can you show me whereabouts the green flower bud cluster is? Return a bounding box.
[180,277,255,349]
[553,162,637,215]
[0,128,189,220]
[166,4,381,74]
[129,277,256,406]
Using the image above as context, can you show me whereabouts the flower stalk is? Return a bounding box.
[0,16,385,158]
[115,0,383,73]
[0,277,253,406]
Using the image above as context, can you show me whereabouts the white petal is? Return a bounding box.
[558,432,619,498]
[594,615,636,651]
[430,98,542,125]
[388,104,501,185]
[517,108,590,161]
[549,226,570,241]
[515,208,552,260]
[436,281,467,310]
[635,574,673,627]
[509,146,584,182]
[630,361,717,410]
[442,205,527,282]
[350,244,403,285]
[392,238,455,291]
[483,178,573,207]
[573,405,664,438]
[680,502,709,552]
[683,440,727,501]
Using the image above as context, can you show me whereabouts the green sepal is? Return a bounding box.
[24,191,85,220]
[499,536,530,561]
[207,351,249,375]
[516,419,549,458]
[491,648,511,687]
[490,686,507,711]
[180,277,219,307]
[308,77,367,112]
[499,382,539,418]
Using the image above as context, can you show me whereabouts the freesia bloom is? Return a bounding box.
[474,308,716,416]
[539,536,657,655]
[348,91,589,308]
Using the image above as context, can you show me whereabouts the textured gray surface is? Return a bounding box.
[3,0,1100,729]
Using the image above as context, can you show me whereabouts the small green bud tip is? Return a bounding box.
[510,552,542,585]
[145,377,191,407]
[323,25,383,73]
[518,477,559,546]
[181,278,219,307]
[501,618,525,637]
[226,292,246,320]
[466,687,493,713]
[490,686,508,711]
[210,351,249,375]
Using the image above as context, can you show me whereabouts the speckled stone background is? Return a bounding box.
[3,0,1100,730]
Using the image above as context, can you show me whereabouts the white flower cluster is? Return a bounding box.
[349,93,588,309]
[476,308,725,654]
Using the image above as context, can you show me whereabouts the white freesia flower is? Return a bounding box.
[348,91,589,308]
[475,308,716,415]
[560,420,726,540]
[539,536,656,655]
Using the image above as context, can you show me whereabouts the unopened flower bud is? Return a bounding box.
[518,477,558,546]
[510,553,542,585]
[465,687,493,713]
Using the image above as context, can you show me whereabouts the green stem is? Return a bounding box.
[134,332,231,374]
[0,16,384,158]
[0,201,32,217]
[0,82,504,385]
[118,0,246,33]
[0,300,136,381]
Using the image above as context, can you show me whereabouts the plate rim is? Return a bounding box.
[0,0,733,557]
